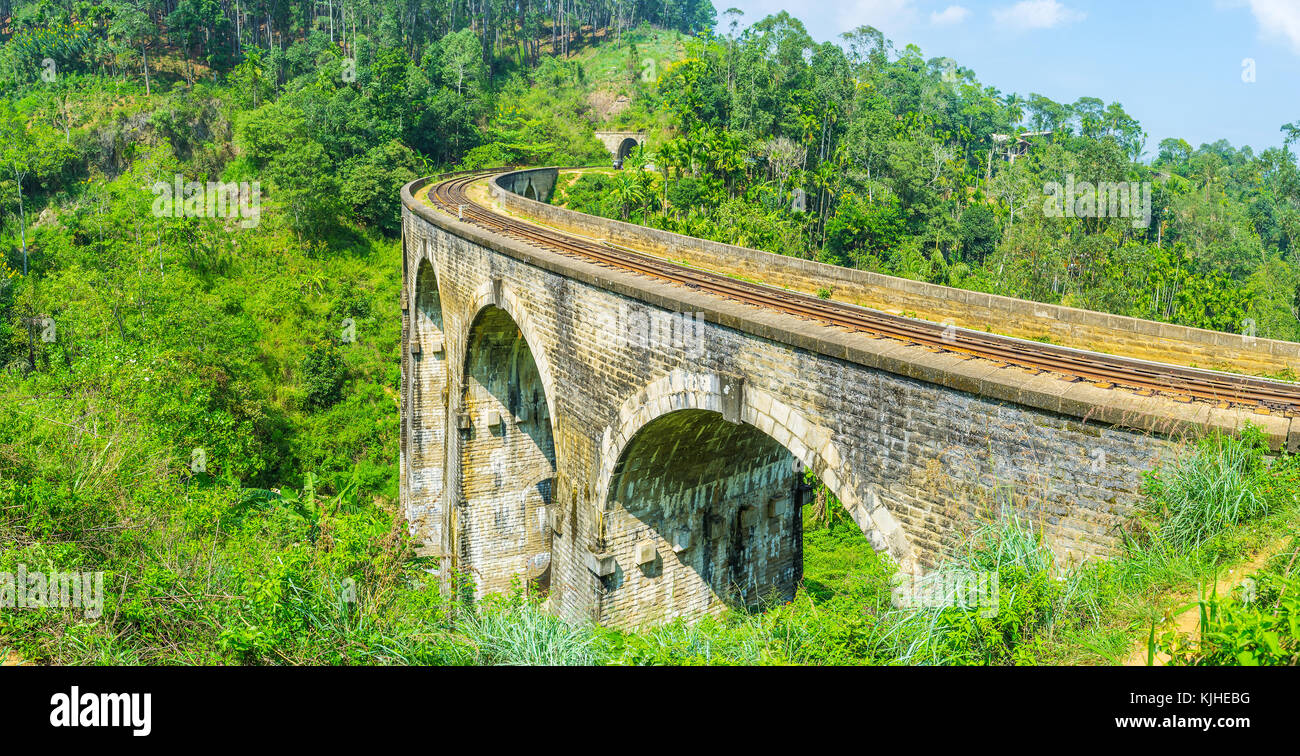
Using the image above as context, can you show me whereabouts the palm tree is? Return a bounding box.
[657,137,693,213]
[1003,93,1025,128]
[612,172,651,220]
[683,128,711,179]
[711,129,748,197]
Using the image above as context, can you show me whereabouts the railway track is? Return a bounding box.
[426,171,1300,413]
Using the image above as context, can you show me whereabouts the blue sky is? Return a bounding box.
[717,0,1300,159]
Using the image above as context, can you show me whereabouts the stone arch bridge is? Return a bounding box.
[400,168,1300,628]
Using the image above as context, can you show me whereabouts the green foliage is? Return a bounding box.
[0,19,93,83]
[460,588,603,666]
[300,343,346,410]
[2,2,1299,670]
[340,141,423,235]
[557,172,621,218]
[1159,567,1300,666]
[264,138,342,239]
[823,196,906,269]
[958,203,1000,264]
[227,49,275,110]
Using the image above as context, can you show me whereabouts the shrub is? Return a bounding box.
[460,591,603,666]
[301,343,346,410]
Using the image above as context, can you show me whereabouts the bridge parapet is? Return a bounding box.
[501,168,1300,377]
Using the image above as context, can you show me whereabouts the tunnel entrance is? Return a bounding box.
[615,137,639,167]
[407,258,447,546]
[600,408,809,626]
[459,306,556,598]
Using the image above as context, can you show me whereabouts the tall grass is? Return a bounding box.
[459,598,603,666]
[1140,428,1272,551]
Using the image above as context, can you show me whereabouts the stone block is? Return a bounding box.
[587,552,616,577]
[635,540,657,565]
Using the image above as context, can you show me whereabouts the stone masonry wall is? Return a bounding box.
[404,255,449,551]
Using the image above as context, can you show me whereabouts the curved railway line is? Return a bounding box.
[426,171,1300,414]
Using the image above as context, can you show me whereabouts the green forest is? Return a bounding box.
[1,0,1297,666]
[556,12,1300,344]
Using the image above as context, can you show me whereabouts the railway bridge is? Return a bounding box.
[400,167,1300,628]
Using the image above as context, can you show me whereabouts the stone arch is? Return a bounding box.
[406,251,448,550]
[462,279,560,424]
[592,370,917,624]
[616,137,640,163]
[457,287,558,598]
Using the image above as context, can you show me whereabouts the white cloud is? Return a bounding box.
[1242,0,1300,54]
[992,0,1086,31]
[930,5,971,25]
[833,0,921,40]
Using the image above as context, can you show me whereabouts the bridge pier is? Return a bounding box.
[403,248,450,556]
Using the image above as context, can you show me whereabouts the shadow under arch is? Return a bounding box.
[593,370,917,626]
[616,137,639,163]
[406,255,448,549]
[458,304,556,598]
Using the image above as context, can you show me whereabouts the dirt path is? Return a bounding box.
[3,650,29,666]
[1120,546,1281,666]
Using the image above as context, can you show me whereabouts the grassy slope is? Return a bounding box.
[0,74,420,663]
[570,26,686,142]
